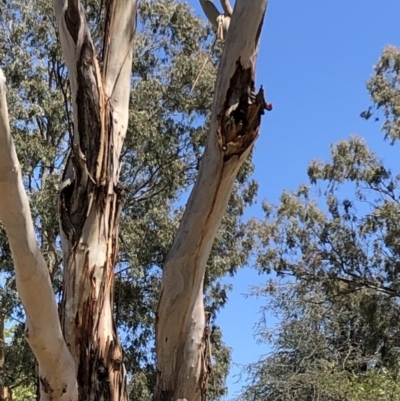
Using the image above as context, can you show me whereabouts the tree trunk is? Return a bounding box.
[154,1,270,401]
[53,0,137,400]
[0,0,137,399]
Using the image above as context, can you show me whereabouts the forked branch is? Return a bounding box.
[155,1,270,400]
[199,0,232,40]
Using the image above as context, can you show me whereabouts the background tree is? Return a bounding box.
[239,279,400,400]
[0,0,270,400]
[239,44,400,401]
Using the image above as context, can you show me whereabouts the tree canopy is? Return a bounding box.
[239,44,400,401]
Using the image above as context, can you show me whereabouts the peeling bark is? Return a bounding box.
[0,0,136,397]
[53,0,137,400]
[154,1,270,401]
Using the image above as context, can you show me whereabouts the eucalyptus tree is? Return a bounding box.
[0,1,251,398]
[239,44,400,401]
[238,135,400,400]
[239,279,400,401]
[0,0,271,400]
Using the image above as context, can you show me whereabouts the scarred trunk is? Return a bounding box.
[60,184,125,401]
[57,21,126,397]
[154,1,270,401]
[54,0,137,400]
[0,0,135,398]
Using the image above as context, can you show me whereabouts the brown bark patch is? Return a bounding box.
[255,10,266,47]
[75,39,102,175]
[220,60,269,161]
[39,377,67,399]
[64,11,80,44]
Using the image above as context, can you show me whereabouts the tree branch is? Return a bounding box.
[199,0,220,30]
[0,70,77,401]
[155,1,270,399]
[220,0,233,16]
[102,0,138,177]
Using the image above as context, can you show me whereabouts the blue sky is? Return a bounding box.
[188,0,400,398]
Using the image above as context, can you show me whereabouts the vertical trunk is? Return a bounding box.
[53,1,137,400]
[60,194,125,401]
[1,0,136,397]
[154,1,269,401]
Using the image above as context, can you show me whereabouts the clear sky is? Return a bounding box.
[188,0,400,399]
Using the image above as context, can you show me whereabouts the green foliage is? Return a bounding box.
[336,369,400,401]
[240,45,400,401]
[239,279,400,401]
[255,135,400,299]
[4,324,37,400]
[12,385,36,401]
[363,45,400,143]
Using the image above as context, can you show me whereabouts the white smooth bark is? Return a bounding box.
[0,70,78,401]
[155,1,269,400]
[103,0,138,181]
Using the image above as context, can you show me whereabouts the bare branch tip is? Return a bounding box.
[220,0,233,16]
